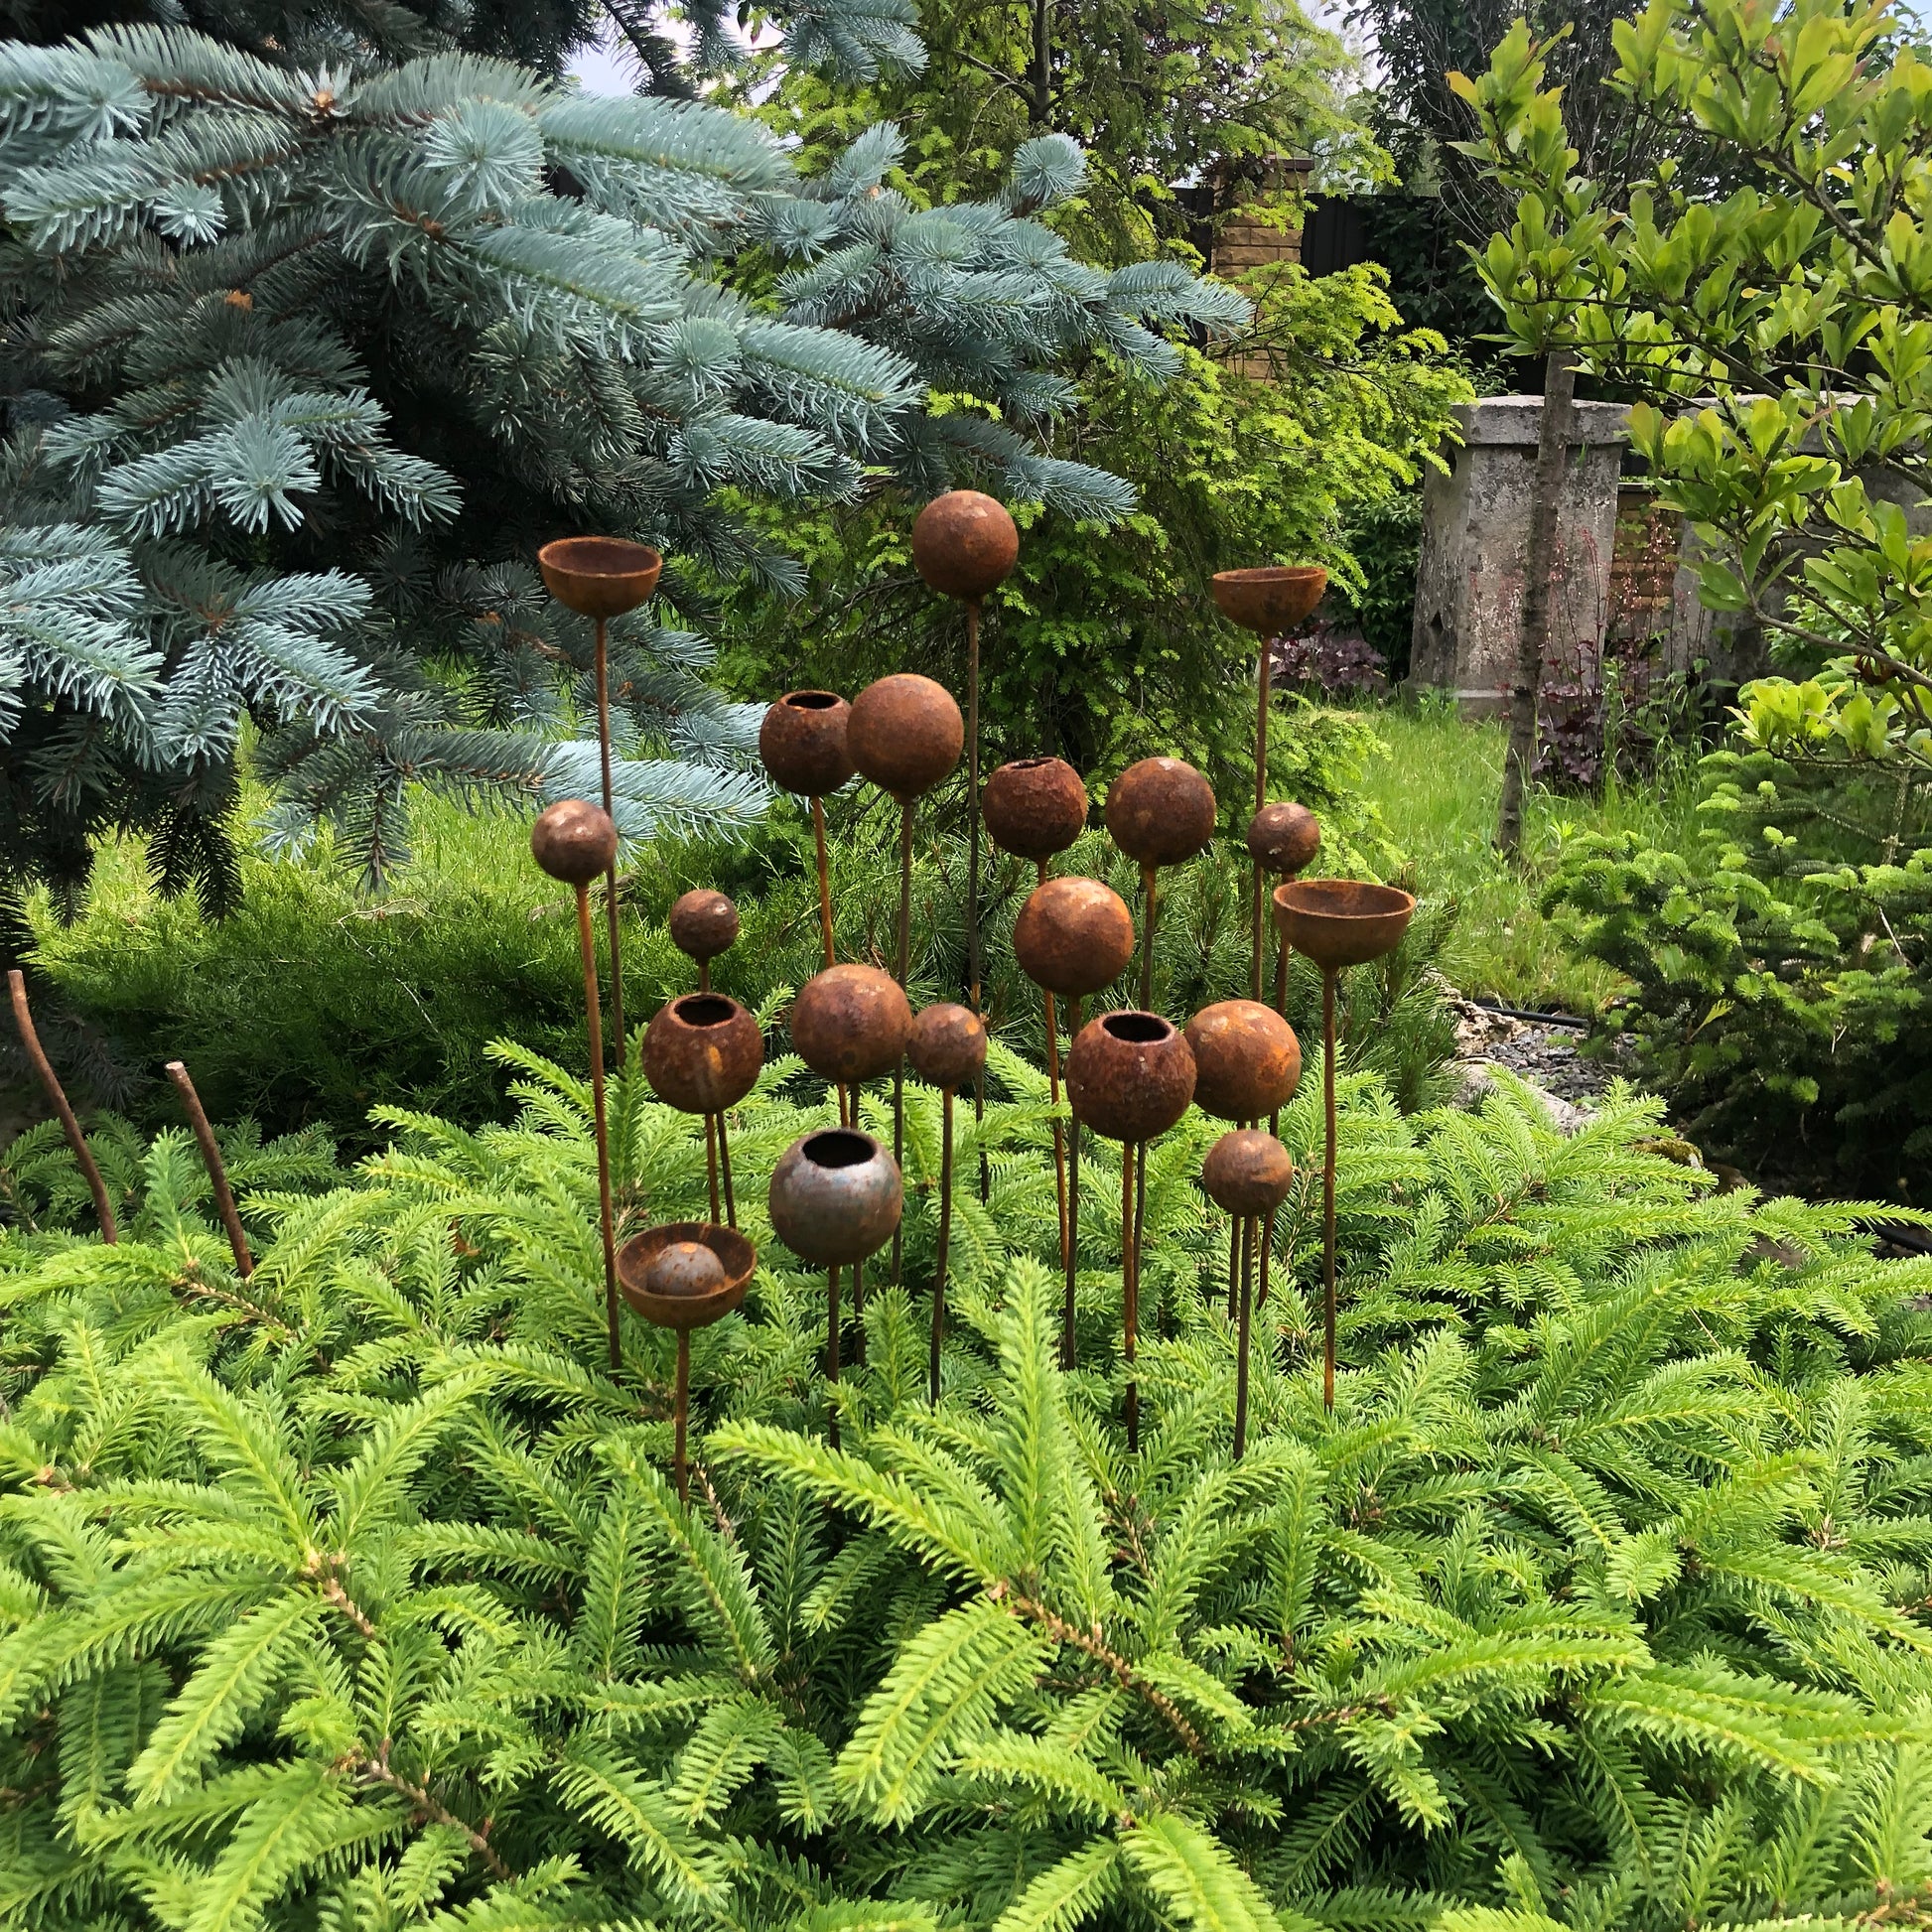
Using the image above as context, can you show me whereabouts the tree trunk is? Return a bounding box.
[1496,348,1577,854]
[1031,0,1051,126]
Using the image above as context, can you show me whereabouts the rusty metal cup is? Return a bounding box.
[1209,565,1328,636]
[537,537,663,619]
[643,992,763,1230]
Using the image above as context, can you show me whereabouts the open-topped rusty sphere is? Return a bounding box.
[643,993,764,1114]
[669,889,739,963]
[790,964,912,1085]
[531,798,618,885]
[982,757,1088,860]
[1273,879,1416,971]
[537,536,662,620]
[1247,801,1321,878]
[1210,565,1328,636]
[1106,758,1217,869]
[1183,1000,1303,1122]
[1201,1130,1295,1215]
[1066,1011,1196,1145]
[1013,876,1135,998]
[848,674,964,799]
[618,1221,754,1331]
[769,1129,902,1266]
[911,489,1021,601]
[759,690,854,797]
[907,1003,988,1092]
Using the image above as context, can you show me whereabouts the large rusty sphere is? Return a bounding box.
[1065,1011,1196,1145]
[531,798,618,885]
[1183,1000,1303,1123]
[911,489,1021,601]
[847,674,964,799]
[1247,801,1321,878]
[1201,1130,1295,1215]
[982,757,1088,859]
[642,993,764,1114]
[907,1003,988,1092]
[759,690,855,797]
[536,536,662,621]
[790,964,912,1085]
[669,889,739,963]
[1105,758,1217,869]
[1013,877,1135,998]
[644,1239,728,1301]
[768,1129,903,1266]
[1273,879,1416,971]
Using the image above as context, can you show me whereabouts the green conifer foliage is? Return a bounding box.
[0,3,1244,897]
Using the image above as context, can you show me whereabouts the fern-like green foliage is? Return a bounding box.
[2,1043,1931,1932]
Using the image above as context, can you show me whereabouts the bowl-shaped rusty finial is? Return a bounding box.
[982,757,1089,860]
[1183,1000,1303,1122]
[1210,565,1328,636]
[1106,758,1217,869]
[1065,1011,1196,1144]
[1013,877,1136,998]
[537,536,663,621]
[911,490,1020,602]
[1273,879,1416,971]
[531,798,618,885]
[907,1002,988,1093]
[759,690,855,797]
[791,964,913,1085]
[643,993,764,1114]
[848,674,964,799]
[1247,801,1321,878]
[618,1221,755,1330]
[769,1129,903,1266]
[669,889,739,964]
[1201,1130,1295,1215]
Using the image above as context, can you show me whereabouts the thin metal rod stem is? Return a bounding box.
[853,1254,866,1366]
[1062,993,1082,1370]
[675,1329,691,1503]
[1234,1214,1255,1458]
[1134,860,1157,1294]
[931,1086,953,1405]
[1124,1144,1140,1453]
[1259,1203,1276,1311]
[718,1114,737,1229]
[1039,860,1069,1274]
[966,601,988,1204]
[1322,966,1338,1413]
[8,969,115,1244]
[812,795,850,1127]
[698,961,710,994]
[825,1265,841,1449]
[1260,928,1290,1313]
[166,1059,251,1275]
[705,1113,721,1226]
[1252,644,1272,1001]
[1228,1213,1240,1320]
[575,886,621,1371]
[594,617,624,1060]
[893,798,912,1286]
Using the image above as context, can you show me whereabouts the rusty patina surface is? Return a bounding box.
[1105,757,1216,868]
[791,964,912,1083]
[1273,879,1417,970]
[768,1130,903,1266]
[759,690,855,796]
[1210,565,1327,635]
[618,1222,754,1330]
[1246,801,1321,877]
[1065,1011,1196,1145]
[669,889,739,963]
[643,993,764,1114]
[530,798,618,886]
[1184,999,1303,1122]
[1202,1129,1295,1215]
[848,673,964,799]
[911,489,1020,601]
[1014,876,1135,998]
[907,1002,988,1092]
[537,536,661,619]
[983,757,1089,859]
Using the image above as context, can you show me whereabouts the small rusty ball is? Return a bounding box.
[907,1003,988,1092]
[1013,876,1136,998]
[1105,758,1217,869]
[642,993,764,1114]
[982,757,1089,859]
[911,489,1021,601]
[1065,1010,1196,1145]
[768,1129,903,1266]
[847,674,964,799]
[1201,1130,1295,1216]
[790,964,912,1085]
[643,1239,729,1301]
[1247,801,1321,878]
[668,889,739,963]
[759,690,855,797]
[530,798,618,885]
[1182,1000,1303,1123]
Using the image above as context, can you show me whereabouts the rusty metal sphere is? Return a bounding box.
[1013,876,1136,998]
[1247,801,1321,878]
[1065,1011,1196,1145]
[536,536,662,620]
[982,757,1088,859]
[1183,1000,1303,1123]
[768,1129,903,1266]
[1210,565,1328,636]
[1273,879,1416,972]
[642,993,764,1114]
[759,690,855,797]
[531,798,618,885]
[911,489,1021,601]
[618,1221,755,1330]
[847,674,964,799]
[1201,1130,1295,1215]
[1105,758,1217,869]
[790,964,912,1085]
[907,1002,988,1092]
[644,1239,728,1301]
[669,889,739,963]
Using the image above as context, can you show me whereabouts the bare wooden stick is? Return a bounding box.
[8,970,115,1243]
[166,1060,252,1275]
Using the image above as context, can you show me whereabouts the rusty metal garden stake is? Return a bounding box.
[166,1059,252,1275]
[908,1004,988,1403]
[1202,1130,1295,1458]
[8,969,115,1244]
